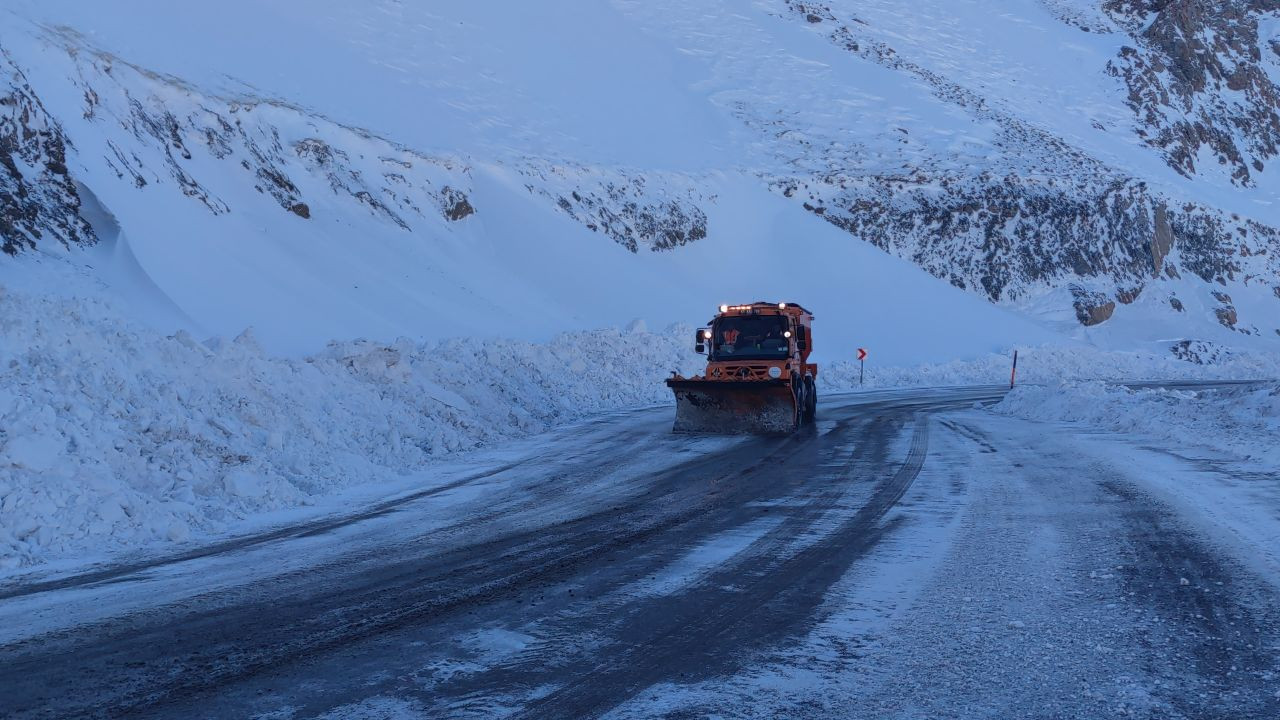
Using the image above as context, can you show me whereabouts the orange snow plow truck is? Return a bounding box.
[666,302,817,435]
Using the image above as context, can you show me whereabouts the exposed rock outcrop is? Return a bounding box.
[1104,0,1280,185]
[1152,204,1173,275]
[1072,287,1117,326]
[776,0,1280,324]
[439,186,474,222]
[0,48,94,255]
[521,163,709,253]
[1170,339,1234,364]
[1212,291,1239,328]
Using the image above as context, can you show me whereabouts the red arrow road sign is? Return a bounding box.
[857,348,868,361]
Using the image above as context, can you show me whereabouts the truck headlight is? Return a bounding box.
[768,366,782,379]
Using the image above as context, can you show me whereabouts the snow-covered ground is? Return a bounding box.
[3,0,1280,581]
[993,380,1280,584]
[600,402,1280,719]
[4,385,1279,717]
[0,7,1069,361]
[3,253,1277,575]
[0,264,701,573]
[6,4,1280,714]
[4,0,1280,357]
[995,381,1280,466]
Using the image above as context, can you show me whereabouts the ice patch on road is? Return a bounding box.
[631,517,782,597]
[461,627,536,659]
[313,696,425,720]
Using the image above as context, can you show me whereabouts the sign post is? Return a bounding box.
[857,348,868,386]
[1010,350,1019,389]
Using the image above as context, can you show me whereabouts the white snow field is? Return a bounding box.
[993,380,1280,602]
[2,0,1280,576]
[1,0,1278,355]
[996,381,1280,466]
[0,4,1068,361]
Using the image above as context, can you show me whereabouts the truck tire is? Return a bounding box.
[804,376,817,423]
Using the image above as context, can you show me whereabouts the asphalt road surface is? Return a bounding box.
[1,385,1277,719]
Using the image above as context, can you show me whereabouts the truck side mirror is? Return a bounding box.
[695,328,709,354]
[796,327,808,351]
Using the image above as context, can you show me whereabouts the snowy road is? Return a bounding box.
[2,385,1278,719]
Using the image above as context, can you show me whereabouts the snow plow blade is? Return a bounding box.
[666,379,797,435]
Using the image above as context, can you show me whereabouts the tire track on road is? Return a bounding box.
[1,390,1003,720]
[508,416,931,720]
[0,417,829,719]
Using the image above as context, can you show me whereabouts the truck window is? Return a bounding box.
[711,316,790,360]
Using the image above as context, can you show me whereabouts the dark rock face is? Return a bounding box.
[1169,295,1185,311]
[559,186,707,253]
[773,173,1262,305]
[1104,0,1280,185]
[439,186,474,221]
[294,138,408,229]
[1072,286,1117,326]
[781,175,1151,302]
[5,38,712,266]
[66,47,484,236]
[0,49,94,255]
[777,0,1280,326]
[72,48,320,222]
[1152,204,1173,274]
[522,164,709,254]
[1170,338,1234,364]
[1212,291,1239,327]
[1116,286,1142,304]
[562,184,707,253]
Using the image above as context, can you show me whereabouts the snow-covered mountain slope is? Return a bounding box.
[1,0,1279,358]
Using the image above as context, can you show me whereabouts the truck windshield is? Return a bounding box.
[711,315,790,360]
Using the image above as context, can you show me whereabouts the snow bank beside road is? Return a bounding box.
[992,380,1280,589]
[993,382,1280,465]
[821,345,1280,391]
[4,271,1278,574]
[0,284,699,571]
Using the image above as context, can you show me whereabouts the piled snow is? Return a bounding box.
[992,381,1280,465]
[821,345,1280,391]
[2,256,1276,572]
[0,282,699,571]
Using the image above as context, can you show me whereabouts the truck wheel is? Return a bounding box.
[804,377,817,423]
